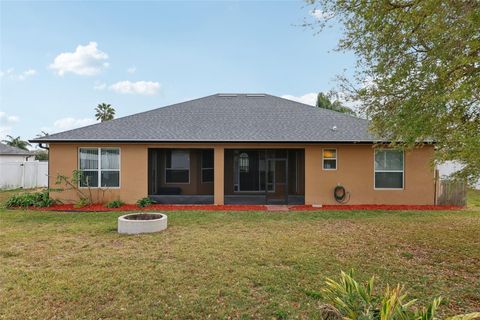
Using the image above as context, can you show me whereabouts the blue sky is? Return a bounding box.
[0,1,355,143]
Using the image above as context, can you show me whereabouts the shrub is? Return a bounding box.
[74,198,90,208]
[136,197,153,208]
[106,200,124,208]
[315,270,480,320]
[5,190,54,208]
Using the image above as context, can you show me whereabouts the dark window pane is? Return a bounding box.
[323,159,337,169]
[166,169,189,183]
[375,172,403,189]
[202,150,214,168]
[101,171,120,187]
[165,150,171,168]
[202,168,214,183]
[80,171,98,187]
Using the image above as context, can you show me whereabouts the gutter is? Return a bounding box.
[28,139,436,145]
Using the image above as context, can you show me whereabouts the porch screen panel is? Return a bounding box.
[201,150,214,183]
[166,150,190,183]
[237,151,260,191]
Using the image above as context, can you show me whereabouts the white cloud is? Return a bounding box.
[0,68,37,81]
[0,112,20,125]
[127,66,137,74]
[93,81,107,91]
[0,127,12,140]
[0,112,20,140]
[109,80,160,95]
[17,69,37,80]
[0,68,13,78]
[310,9,334,21]
[47,117,97,132]
[281,93,317,106]
[49,42,109,76]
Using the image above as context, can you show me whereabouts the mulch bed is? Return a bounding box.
[24,203,462,212]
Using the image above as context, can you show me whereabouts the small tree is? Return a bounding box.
[307,0,480,184]
[54,170,110,206]
[95,103,115,122]
[35,150,49,161]
[1,135,31,150]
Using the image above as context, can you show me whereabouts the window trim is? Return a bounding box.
[322,148,338,171]
[164,150,190,184]
[78,147,121,189]
[201,150,214,184]
[373,149,404,190]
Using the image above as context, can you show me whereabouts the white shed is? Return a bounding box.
[0,143,34,163]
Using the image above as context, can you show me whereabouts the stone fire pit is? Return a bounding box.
[118,213,168,234]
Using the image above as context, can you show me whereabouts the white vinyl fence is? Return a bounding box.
[0,161,48,189]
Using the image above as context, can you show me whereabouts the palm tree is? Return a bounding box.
[95,103,115,122]
[36,130,50,138]
[1,135,31,150]
[316,92,356,116]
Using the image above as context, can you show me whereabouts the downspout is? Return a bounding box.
[38,143,49,151]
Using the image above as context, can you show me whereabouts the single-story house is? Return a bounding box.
[31,93,436,205]
[0,143,34,163]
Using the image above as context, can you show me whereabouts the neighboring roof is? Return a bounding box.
[31,93,378,143]
[0,143,33,156]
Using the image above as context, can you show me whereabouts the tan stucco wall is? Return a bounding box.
[49,143,148,204]
[305,144,435,205]
[48,143,435,205]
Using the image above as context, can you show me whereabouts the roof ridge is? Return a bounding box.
[30,93,375,143]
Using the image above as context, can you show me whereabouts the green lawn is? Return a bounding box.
[1,190,479,319]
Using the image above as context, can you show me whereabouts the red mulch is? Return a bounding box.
[289,205,461,211]
[25,203,462,212]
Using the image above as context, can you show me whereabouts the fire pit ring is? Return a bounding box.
[118,213,167,234]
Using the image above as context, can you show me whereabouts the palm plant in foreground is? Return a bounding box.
[318,270,479,320]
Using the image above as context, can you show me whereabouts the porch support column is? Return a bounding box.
[214,146,225,205]
[304,146,321,205]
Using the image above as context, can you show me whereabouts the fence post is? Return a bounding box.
[20,163,25,189]
[34,161,38,188]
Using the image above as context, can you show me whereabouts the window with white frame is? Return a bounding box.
[79,148,120,187]
[165,150,190,183]
[374,149,404,189]
[201,150,214,183]
[323,149,337,170]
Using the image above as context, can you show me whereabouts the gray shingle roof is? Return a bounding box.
[31,94,377,143]
[0,143,33,155]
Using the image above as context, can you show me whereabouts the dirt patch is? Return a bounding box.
[122,213,164,220]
